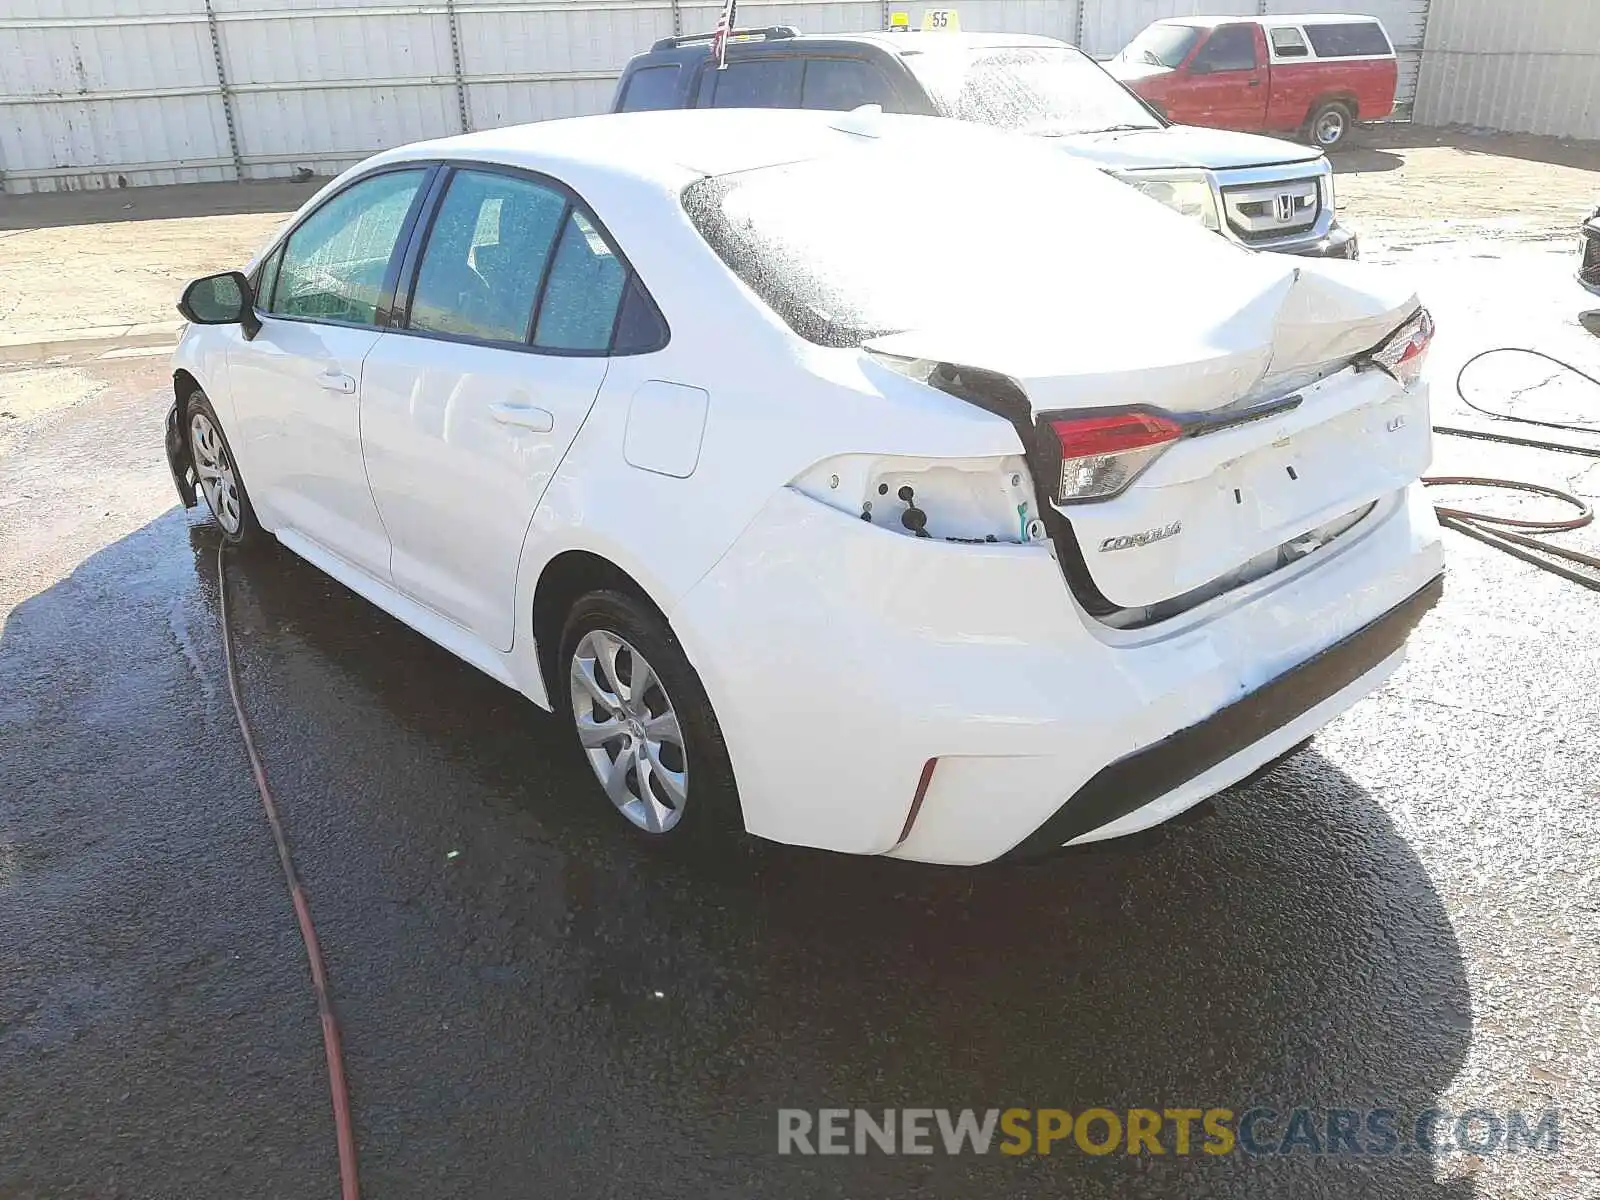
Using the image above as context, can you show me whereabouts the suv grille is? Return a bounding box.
[1221,178,1322,243]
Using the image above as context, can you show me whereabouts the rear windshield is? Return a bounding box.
[901,44,1161,135]
[683,143,1159,348]
[1120,23,1204,69]
[1304,21,1391,58]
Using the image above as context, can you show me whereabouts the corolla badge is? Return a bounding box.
[1099,520,1182,553]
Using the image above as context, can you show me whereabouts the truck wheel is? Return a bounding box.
[1308,101,1354,150]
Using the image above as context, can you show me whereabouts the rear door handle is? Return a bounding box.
[316,369,356,393]
[489,402,555,433]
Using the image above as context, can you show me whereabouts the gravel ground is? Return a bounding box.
[1,126,1597,1200]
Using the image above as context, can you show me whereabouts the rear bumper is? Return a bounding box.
[1001,572,1441,859]
[164,401,198,508]
[672,481,1443,865]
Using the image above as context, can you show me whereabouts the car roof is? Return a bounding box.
[1154,12,1385,26]
[363,108,982,184]
[638,28,1067,60]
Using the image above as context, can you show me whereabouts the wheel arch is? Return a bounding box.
[1308,91,1360,124]
[531,548,677,712]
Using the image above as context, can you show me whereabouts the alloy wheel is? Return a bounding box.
[569,629,688,833]
[1316,109,1347,147]
[189,409,243,535]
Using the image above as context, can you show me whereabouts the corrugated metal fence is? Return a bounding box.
[0,0,1427,193]
[1414,0,1600,141]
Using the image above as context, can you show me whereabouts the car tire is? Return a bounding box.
[1307,101,1354,151]
[558,589,742,850]
[185,387,261,544]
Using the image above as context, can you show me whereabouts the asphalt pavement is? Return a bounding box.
[2,243,1598,1200]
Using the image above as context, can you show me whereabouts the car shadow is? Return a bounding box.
[205,527,1475,1197]
[1360,123,1600,175]
[1331,145,1406,176]
[0,178,325,231]
[0,511,1478,1199]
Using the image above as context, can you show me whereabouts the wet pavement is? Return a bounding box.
[3,247,1599,1199]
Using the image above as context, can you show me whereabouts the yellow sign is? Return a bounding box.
[921,8,960,30]
[889,10,911,30]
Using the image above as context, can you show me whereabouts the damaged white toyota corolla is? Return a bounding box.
[166,108,1443,864]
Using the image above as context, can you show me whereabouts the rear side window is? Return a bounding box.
[700,57,803,107]
[408,169,567,343]
[1269,27,1309,59]
[617,64,682,112]
[1191,25,1258,73]
[533,210,629,351]
[800,58,898,111]
[1304,21,1391,58]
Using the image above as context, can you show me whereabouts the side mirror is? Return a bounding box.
[178,271,261,339]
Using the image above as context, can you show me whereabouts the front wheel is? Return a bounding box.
[559,589,741,849]
[1308,101,1354,150]
[186,389,261,544]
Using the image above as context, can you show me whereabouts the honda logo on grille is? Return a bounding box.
[1275,193,1296,222]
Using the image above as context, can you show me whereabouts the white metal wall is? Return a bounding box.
[0,0,1425,193]
[1414,0,1600,140]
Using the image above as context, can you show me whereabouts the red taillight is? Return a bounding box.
[1367,307,1434,389]
[1048,410,1183,502]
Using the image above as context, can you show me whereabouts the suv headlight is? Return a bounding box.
[1116,170,1221,231]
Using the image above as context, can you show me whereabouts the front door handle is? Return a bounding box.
[489,402,555,433]
[316,369,356,393]
[1248,78,1261,87]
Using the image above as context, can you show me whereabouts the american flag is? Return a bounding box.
[709,0,738,70]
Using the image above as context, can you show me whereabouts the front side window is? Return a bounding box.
[533,210,629,352]
[1270,28,1310,59]
[907,45,1161,134]
[408,169,567,343]
[1121,24,1204,70]
[1305,22,1392,58]
[271,169,426,325]
[1191,25,1258,74]
[800,58,898,111]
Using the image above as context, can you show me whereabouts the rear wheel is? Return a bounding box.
[186,389,260,544]
[1307,101,1354,150]
[559,589,740,849]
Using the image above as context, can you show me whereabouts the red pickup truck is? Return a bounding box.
[1106,14,1398,150]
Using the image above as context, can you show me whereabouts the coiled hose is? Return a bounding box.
[1426,348,1600,592]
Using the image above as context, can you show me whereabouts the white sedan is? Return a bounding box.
[166,108,1443,864]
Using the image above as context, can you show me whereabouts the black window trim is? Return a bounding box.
[388,158,670,359]
[250,161,442,334]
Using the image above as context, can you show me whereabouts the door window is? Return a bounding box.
[533,210,629,352]
[408,169,568,343]
[701,58,804,107]
[270,169,426,325]
[1269,28,1310,59]
[800,58,898,111]
[1191,25,1258,73]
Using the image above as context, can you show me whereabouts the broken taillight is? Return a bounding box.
[1048,410,1183,502]
[1364,307,1434,389]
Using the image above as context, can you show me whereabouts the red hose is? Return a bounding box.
[217,541,361,1200]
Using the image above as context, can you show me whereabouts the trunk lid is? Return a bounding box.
[863,260,1430,612]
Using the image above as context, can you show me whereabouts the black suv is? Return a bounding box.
[610,26,1356,258]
